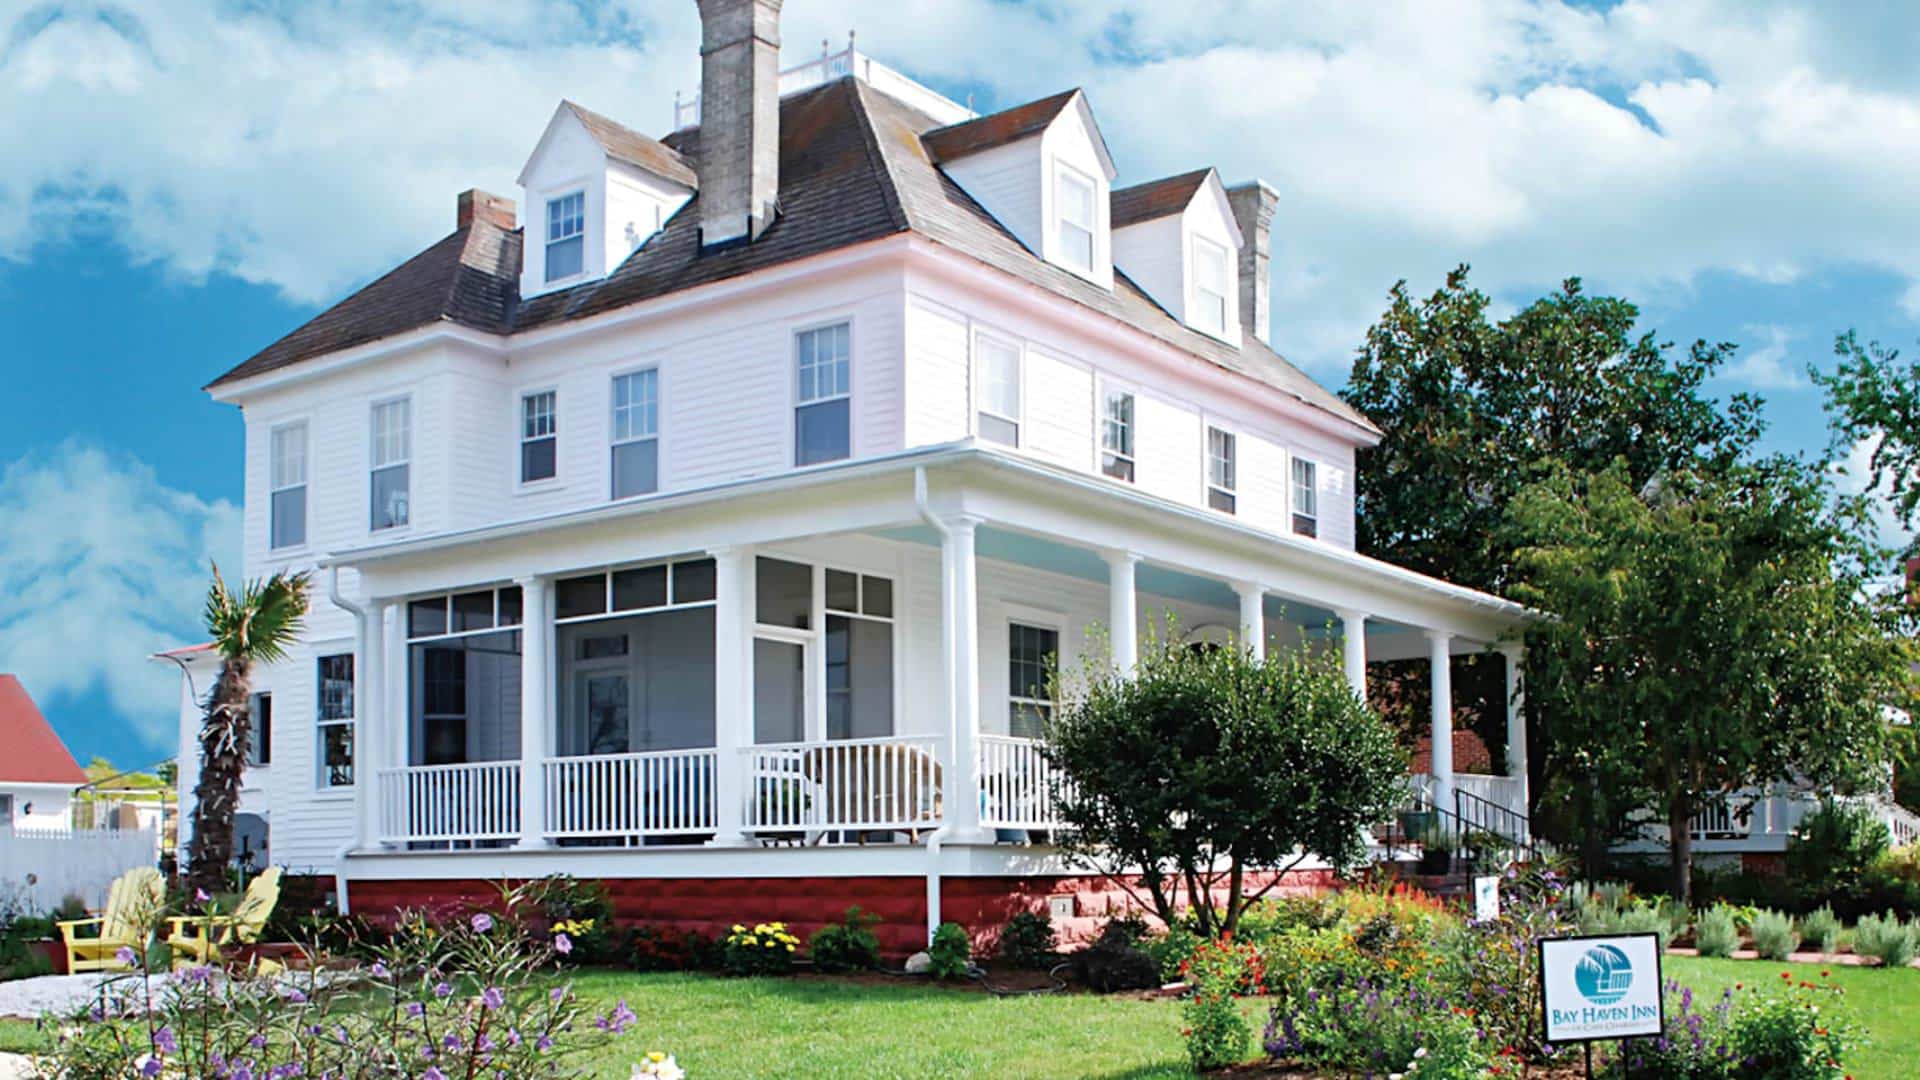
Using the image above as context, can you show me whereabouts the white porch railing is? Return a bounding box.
[744,736,944,836]
[378,761,521,845]
[543,750,718,840]
[978,734,1069,830]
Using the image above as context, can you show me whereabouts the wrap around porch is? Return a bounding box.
[332,447,1533,862]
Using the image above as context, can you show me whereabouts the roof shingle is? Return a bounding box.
[1111,168,1214,228]
[0,675,87,787]
[563,100,698,189]
[919,88,1079,163]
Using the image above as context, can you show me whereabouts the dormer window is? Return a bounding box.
[1055,165,1096,275]
[1194,236,1230,337]
[546,192,586,283]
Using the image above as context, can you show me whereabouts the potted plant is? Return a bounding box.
[1417,823,1457,875]
[754,778,812,843]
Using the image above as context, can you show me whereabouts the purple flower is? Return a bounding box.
[550,986,567,1003]
[471,913,493,934]
[287,988,307,1005]
[554,932,573,956]
[423,1069,447,1080]
[153,1027,177,1054]
[141,1059,162,1077]
[536,1034,554,1052]
[434,982,453,999]
[481,986,505,1011]
[116,946,138,966]
[405,1002,425,1018]
[195,888,211,903]
[370,961,389,979]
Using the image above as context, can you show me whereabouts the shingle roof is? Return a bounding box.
[563,100,698,189]
[208,79,1375,435]
[1112,168,1214,228]
[0,675,87,787]
[920,88,1079,163]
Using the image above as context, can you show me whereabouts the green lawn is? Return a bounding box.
[2,957,1914,1078]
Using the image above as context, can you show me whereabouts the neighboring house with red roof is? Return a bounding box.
[0,675,89,832]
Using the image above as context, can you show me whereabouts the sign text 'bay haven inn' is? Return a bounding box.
[1538,934,1665,1044]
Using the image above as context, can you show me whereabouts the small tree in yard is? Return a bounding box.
[186,564,310,895]
[1045,639,1406,938]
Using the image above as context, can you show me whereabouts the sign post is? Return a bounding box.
[1538,933,1664,1077]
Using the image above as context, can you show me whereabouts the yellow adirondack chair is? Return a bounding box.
[166,867,283,970]
[57,866,165,973]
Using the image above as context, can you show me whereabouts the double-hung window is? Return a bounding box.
[369,399,410,532]
[1206,426,1237,514]
[1100,387,1135,483]
[521,390,558,484]
[247,692,272,768]
[1292,457,1319,537]
[795,322,851,466]
[1008,623,1059,739]
[269,422,307,550]
[611,370,659,499]
[1055,165,1096,274]
[316,654,354,789]
[975,333,1021,447]
[1194,236,1230,337]
[546,192,585,282]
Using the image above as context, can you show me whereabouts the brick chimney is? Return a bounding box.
[457,189,517,231]
[1226,181,1279,345]
[695,0,782,247]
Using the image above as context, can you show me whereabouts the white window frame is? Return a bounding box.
[1098,382,1136,484]
[315,651,355,792]
[1193,235,1230,337]
[519,388,558,487]
[1003,605,1067,740]
[610,368,660,500]
[268,420,308,551]
[793,320,853,467]
[1205,424,1237,515]
[369,396,411,533]
[1292,455,1320,538]
[545,190,587,285]
[972,330,1023,448]
[1054,163,1097,275]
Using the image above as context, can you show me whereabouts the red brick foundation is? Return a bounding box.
[347,868,1336,957]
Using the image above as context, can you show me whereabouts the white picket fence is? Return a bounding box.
[0,826,157,912]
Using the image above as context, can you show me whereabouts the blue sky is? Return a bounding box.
[3,0,1919,767]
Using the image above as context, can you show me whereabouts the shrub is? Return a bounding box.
[520,873,623,965]
[1144,922,1203,983]
[996,910,1058,970]
[809,907,882,974]
[629,924,715,972]
[1181,936,1264,1070]
[1694,904,1741,958]
[1443,864,1575,1060]
[1786,798,1890,910]
[1610,900,1679,950]
[1802,905,1842,954]
[927,921,972,980]
[1267,976,1489,1078]
[1750,909,1800,961]
[1851,911,1917,967]
[721,921,801,976]
[1729,971,1857,1077]
[1072,919,1160,992]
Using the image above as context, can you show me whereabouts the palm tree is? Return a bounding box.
[186,563,311,895]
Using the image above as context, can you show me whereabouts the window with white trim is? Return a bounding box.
[1206,426,1236,514]
[1292,457,1319,538]
[1100,387,1135,483]
[369,398,410,531]
[1008,623,1059,739]
[795,322,851,466]
[247,692,272,768]
[1194,236,1230,336]
[825,569,895,740]
[269,422,307,550]
[1055,165,1096,274]
[316,654,354,789]
[521,390,557,484]
[975,333,1021,447]
[546,192,585,282]
[611,370,658,499]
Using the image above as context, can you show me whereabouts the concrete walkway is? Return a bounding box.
[0,1052,30,1079]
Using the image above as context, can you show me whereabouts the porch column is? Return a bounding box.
[1234,582,1265,661]
[355,601,388,851]
[515,577,551,850]
[1337,609,1368,702]
[1427,630,1454,814]
[710,547,752,846]
[1500,641,1529,818]
[1106,550,1140,672]
[945,517,987,840]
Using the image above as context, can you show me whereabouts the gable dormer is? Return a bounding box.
[518,101,698,299]
[1111,167,1244,345]
[925,89,1118,289]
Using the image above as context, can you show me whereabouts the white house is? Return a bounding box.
[166,1,1533,951]
[0,674,86,833]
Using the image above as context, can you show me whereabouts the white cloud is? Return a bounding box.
[7,0,1920,371]
[0,441,239,754]
[1724,324,1805,389]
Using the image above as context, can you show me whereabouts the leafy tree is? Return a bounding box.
[1045,640,1405,937]
[1816,331,1920,538]
[1505,460,1911,901]
[186,564,310,894]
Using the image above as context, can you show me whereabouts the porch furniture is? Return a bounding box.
[57,866,165,973]
[165,867,284,970]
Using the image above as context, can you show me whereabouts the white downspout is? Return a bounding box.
[328,567,367,916]
[914,467,956,946]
